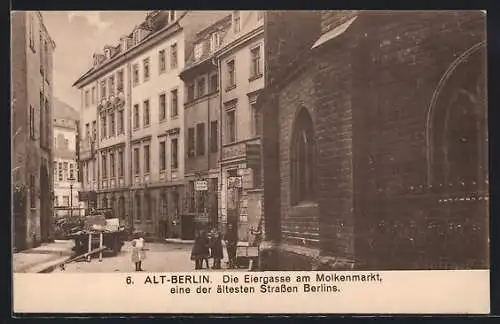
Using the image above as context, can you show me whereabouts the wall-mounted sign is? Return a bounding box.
[195,180,208,191]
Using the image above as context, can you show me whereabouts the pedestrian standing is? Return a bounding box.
[136,234,146,271]
[210,228,224,269]
[225,224,238,269]
[191,229,210,270]
[131,240,141,271]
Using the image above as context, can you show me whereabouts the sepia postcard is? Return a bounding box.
[11,10,490,314]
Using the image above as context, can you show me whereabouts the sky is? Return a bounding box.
[41,11,149,109]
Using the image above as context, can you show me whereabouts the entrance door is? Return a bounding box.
[13,186,27,251]
[40,165,50,242]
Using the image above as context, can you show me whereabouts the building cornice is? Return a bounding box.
[73,21,184,89]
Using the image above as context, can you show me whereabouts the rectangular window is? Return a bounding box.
[187,83,194,102]
[117,70,124,92]
[29,105,35,140]
[85,123,90,139]
[133,64,139,86]
[251,102,261,136]
[44,41,49,82]
[210,120,218,153]
[143,99,150,126]
[110,153,115,178]
[144,144,150,174]
[101,114,107,139]
[29,14,35,51]
[159,93,166,121]
[171,89,178,117]
[91,87,96,104]
[117,110,124,134]
[227,60,235,88]
[108,75,115,96]
[85,90,90,107]
[170,43,178,69]
[44,98,49,147]
[58,162,63,181]
[197,77,206,97]
[39,32,43,74]
[187,127,195,157]
[134,147,140,175]
[92,121,97,140]
[118,150,124,178]
[133,104,140,129]
[196,123,205,156]
[250,46,261,78]
[100,80,106,99]
[171,138,179,169]
[159,49,166,73]
[209,73,218,93]
[226,109,236,143]
[63,196,69,207]
[62,162,68,181]
[135,195,141,220]
[159,141,166,171]
[169,10,176,21]
[101,155,107,179]
[109,112,115,137]
[188,181,195,212]
[39,92,44,146]
[69,163,74,180]
[233,11,241,33]
[143,57,150,81]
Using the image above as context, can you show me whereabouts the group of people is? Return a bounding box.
[190,224,238,270]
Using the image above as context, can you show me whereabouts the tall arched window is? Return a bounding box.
[430,45,487,194]
[290,107,316,205]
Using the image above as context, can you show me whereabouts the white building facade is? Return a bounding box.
[52,100,82,218]
[74,10,231,238]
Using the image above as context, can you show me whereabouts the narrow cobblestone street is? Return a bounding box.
[54,241,237,273]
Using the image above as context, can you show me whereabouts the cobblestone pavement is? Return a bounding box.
[54,241,241,273]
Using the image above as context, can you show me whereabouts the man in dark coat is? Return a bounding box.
[191,230,210,269]
[224,223,238,269]
[209,228,224,269]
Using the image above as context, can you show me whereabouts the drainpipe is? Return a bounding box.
[212,55,223,230]
[126,62,133,232]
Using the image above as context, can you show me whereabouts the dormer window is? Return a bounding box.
[194,43,203,61]
[120,37,130,51]
[169,11,176,22]
[210,32,220,52]
[133,30,140,45]
[233,11,241,33]
[104,48,111,59]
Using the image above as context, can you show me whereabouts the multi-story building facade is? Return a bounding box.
[179,14,232,232]
[214,11,265,241]
[11,11,55,250]
[53,98,82,218]
[74,10,231,239]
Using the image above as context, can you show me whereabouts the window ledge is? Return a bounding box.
[249,73,263,82]
[159,117,167,123]
[291,201,319,208]
[225,84,236,92]
[171,115,179,120]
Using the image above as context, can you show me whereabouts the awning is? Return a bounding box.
[312,16,358,49]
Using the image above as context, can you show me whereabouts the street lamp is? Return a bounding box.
[68,176,75,218]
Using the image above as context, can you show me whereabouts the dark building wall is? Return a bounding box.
[261,11,487,270]
[350,12,487,269]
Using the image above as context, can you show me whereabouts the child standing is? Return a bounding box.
[131,240,141,271]
[136,234,146,271]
